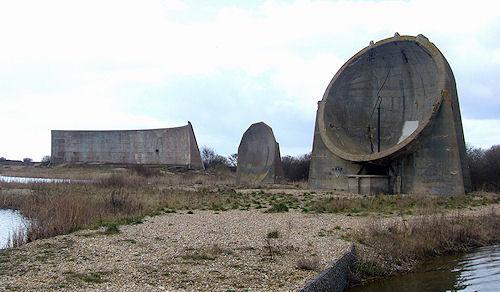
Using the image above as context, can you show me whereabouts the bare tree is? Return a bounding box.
[201,146,228,169]
[466,144,500,191]
[281,153,311,182]
[227,153,238,168]
[41,155,51,166]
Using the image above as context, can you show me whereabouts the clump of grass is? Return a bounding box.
[181,244,233,261]
[266,230,280,239]
[65,271,107,284]
[264,229,283,260]
[266,203,289,213]
[103,223,120,234]
[81,271,106,283]
[97,173,131,188]
[296,256,321,271]
[131,165,161,177]
[351,210,500,281]
[181,252,216,261]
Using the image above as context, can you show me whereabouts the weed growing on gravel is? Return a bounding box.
[65,271,108,284]
[266,230,280,239]
[104,223,120,234]
[180,245,233,261]
[264,229,284,261]
[296,256,321,271]
[181,252,216,261]
[266,203,289,213]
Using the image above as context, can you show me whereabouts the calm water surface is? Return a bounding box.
[0,209,28,249]
[0,175,71,184]
[349,245,500,292]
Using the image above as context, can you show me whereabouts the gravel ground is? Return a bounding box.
[1,205,497,291]
[0,210,362,291]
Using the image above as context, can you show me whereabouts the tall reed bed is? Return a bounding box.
[0,174,243,245]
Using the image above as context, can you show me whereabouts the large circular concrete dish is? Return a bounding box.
[318,35,447,162]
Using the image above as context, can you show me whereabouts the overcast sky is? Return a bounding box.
[0,0,499,161]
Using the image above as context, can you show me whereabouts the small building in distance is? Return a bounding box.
[51,122,204,170]
[237,122,283,185]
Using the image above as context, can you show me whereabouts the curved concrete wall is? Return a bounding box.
[236,122,283,185]
[51,122,204,169]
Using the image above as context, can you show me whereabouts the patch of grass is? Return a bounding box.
[181,252,216,261]
[81,271,106,283]
[266,203,289,213]
[104,223,120,234]
[296,256,321,271]
[65,271,108,284]
[180,244,233,262]
[97,173,137,188]
[131,165,161,177]
[266,230,280,239]
[308,193,500,215]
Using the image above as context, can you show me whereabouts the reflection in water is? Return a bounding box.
[349,245,500,292]
[0,209,29,249]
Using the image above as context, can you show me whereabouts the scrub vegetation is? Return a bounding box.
[0,171,498,247]
[467,144,500,192]
[348,210,500,284]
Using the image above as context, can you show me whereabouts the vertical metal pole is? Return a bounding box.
[377,99,381,152]
[400,80,405,121]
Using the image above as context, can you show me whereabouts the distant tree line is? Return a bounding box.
[281,153,311,182]
[466,144,499,192]
[3,143,497,191]
[200,146,311,181]
[200,146,237,171]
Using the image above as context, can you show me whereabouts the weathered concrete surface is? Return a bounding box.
[300,244,356,292]
[236,122,283,185]
[51,122,204,169]
[309,34,471,195]
[347,175,389,195]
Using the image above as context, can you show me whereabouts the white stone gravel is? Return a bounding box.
[2,205,497,291]
[0,210,361,291]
